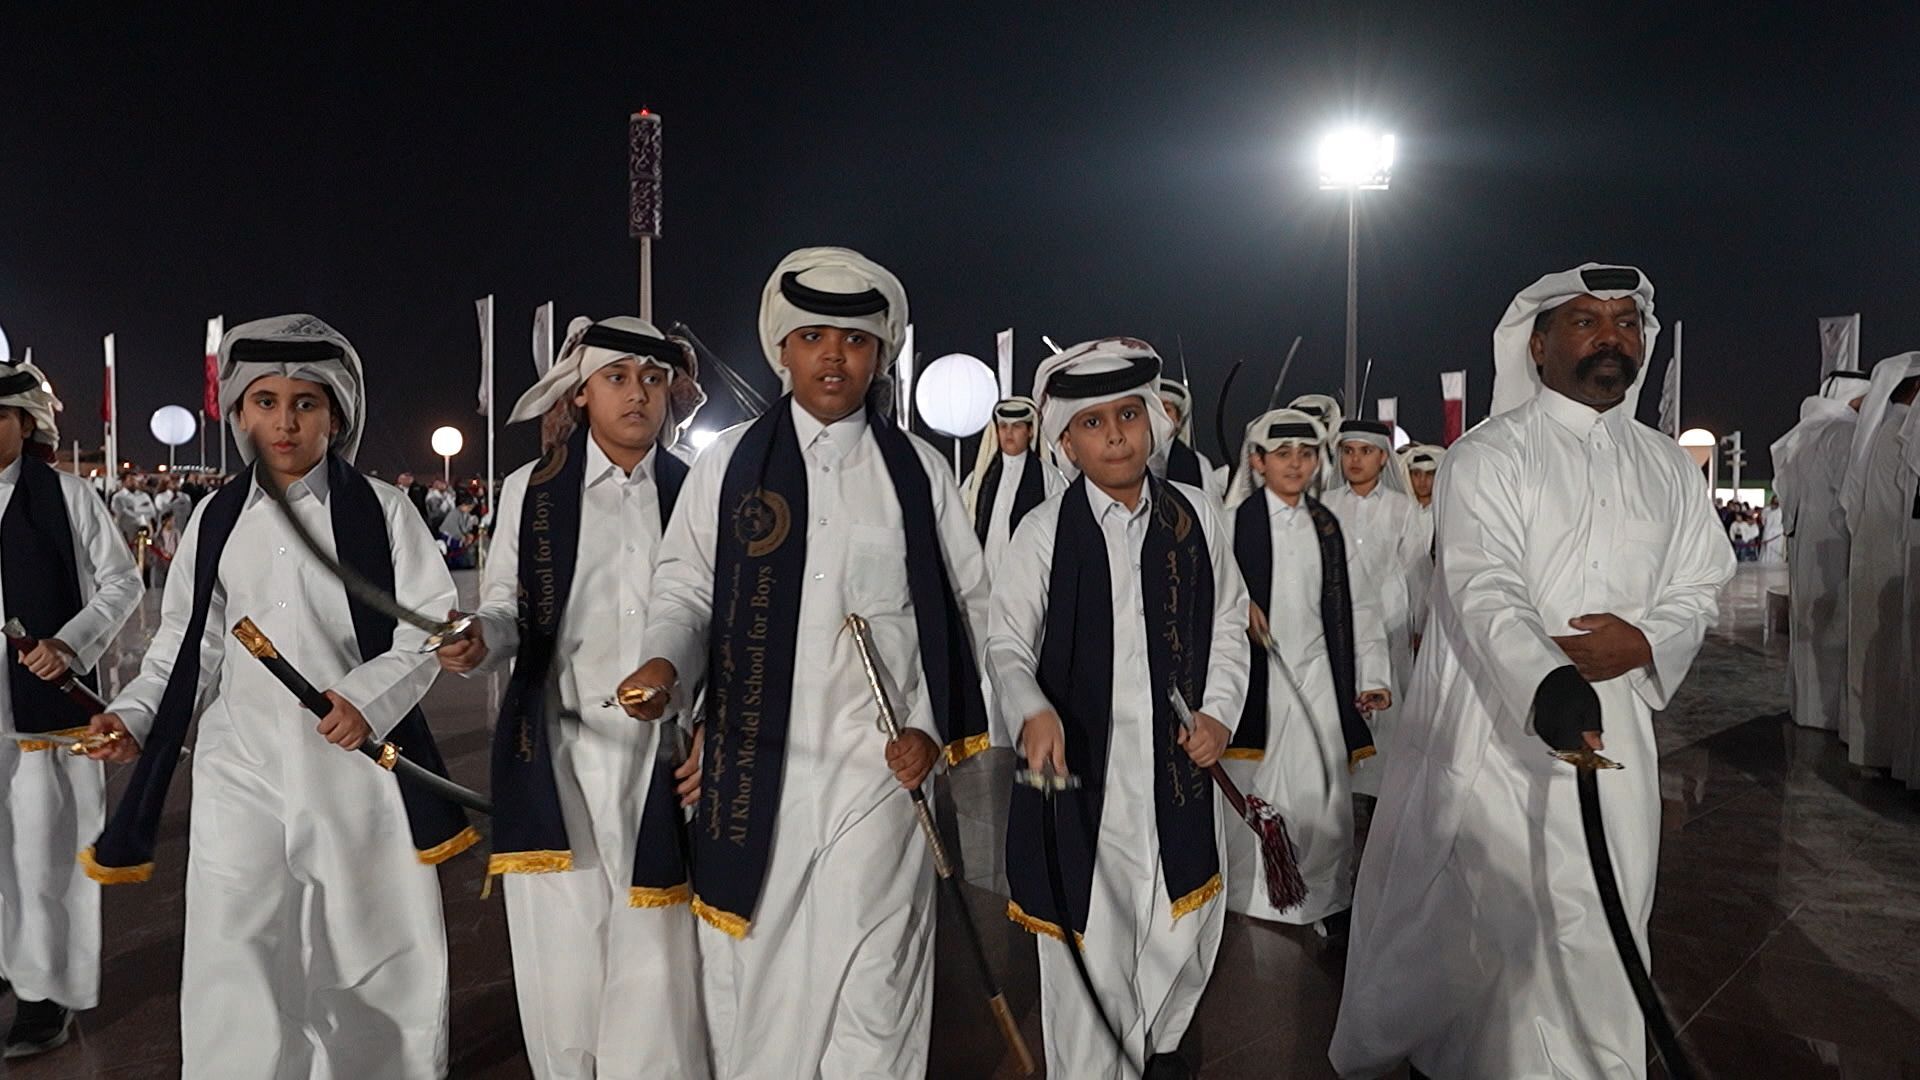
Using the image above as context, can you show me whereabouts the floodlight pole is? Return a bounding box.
[1344,188,1359,412]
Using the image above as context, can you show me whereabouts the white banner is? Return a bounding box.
[996,327,1014,397]
[475,295,495,415]
[1658,320,1683,439]
[1440,371,1464,401]
[1377,397,1397,427]
[1818,313,1860,379]
[532,301,555,376]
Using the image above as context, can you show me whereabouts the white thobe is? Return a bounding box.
[1319,483,1431,798]
[1891,409,1920,789]
[1330,389,1733,1080]
[1772,405,1856,731]
[154,488,193,527]
[471,439,708,1080]
[0,461,140,1009]
[645,402,989,1080]
[108,488,155,541]
[1221,488,1390,925]
[988,480,1251,1079]
[1844,404,1910,768]
[1759,511,1785,563]
[109,465,457,1079]
[980,452,1065,581]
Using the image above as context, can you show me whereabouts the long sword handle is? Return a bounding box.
[3,617,110,713]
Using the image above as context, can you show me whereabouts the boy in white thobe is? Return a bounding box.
[87,315,470,1079]
[1218,409,1390,932]
[439,316,710,1079]
[0,359,140,1057]
[1331,264,1733,1079]
[622,248,991,1079]
[962,397,1065,581]
[1321,420,1431,797]
[1154,378,1225,501]
[992,339,1249,1080]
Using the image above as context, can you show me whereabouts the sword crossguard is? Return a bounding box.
[602,684,666,716]
[417,613,477,654]
[63,730,124,756]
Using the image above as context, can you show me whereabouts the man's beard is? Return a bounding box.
[1575,345,1640,391]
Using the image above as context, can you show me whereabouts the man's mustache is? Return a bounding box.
[1575,345,1639,384]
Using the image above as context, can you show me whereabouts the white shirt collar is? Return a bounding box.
[0,457,20,489]
[248,458,331,507]
[790,399,869,461]
[1538,387,1630,437]
[1263,486,1305,516]
[584,432,656,489]
[1085,478,1152,524]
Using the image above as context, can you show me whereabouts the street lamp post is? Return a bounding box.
[1318,127,1395,412]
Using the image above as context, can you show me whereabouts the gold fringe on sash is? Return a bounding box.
[1347,746,1377,771]
[1005,899,1085,946]
[1221,747,1264,761]
[1169,873,1222,922]
[417,827,482,866]
[78,846,153,885]
[17,726,91,753]
[629,883,692,909]
[943,732,991,767]
[486,849,573,876]
[691,897,751,939]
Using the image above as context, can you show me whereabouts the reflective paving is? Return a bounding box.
[7,564,1918,1078]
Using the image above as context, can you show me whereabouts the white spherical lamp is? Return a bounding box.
[431,426,465,457]
[914,353,998,438]
[150,405,197,446]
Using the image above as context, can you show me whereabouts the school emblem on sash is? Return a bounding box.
[733,488,792,557]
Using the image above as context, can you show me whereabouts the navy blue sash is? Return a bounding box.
[972,450,1046,543]
[2,456,94,734]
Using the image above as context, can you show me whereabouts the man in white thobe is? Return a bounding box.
[1219,409,1390,931]
[962,396,1064,580]
[0,359,140,1057]
[107,475,156,550]
[1769,370,1868,731]
[1330,264,1733,1080]
[87,315,465,1078]
[1322,420,1431,798]
[992,339,1250,1080]
[1896,403,1920,789]
[1841,353,1920,770]
[623,248,991,1079]
[439,316,710,1079]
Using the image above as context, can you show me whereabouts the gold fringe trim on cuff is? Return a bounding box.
[629,882,692,909]
[18,726,92,753]
[691,897,750,939]
[78,846,153,885]
[1005,899,1085,946]
[486,849,573,876]
[1348,746,1377,771]
[944,731,992,767]
[1169,873,1222,923]
[417,827,482,866]
[1222,747,1264,761]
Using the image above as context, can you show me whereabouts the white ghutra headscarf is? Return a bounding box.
[1490,263,1659,418]
[1034,338,1175,482]
[218,314,367,465]
[507,315,706,448]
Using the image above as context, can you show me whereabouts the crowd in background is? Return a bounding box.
[1717,496,1784,563]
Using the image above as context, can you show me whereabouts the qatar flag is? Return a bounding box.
[204,316,224,419]
[1441,371,1466,445]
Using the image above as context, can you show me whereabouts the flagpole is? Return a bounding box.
[103,334,117,477]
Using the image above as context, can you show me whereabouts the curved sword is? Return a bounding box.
[248,442,473,652]
[1211,358,1249,467]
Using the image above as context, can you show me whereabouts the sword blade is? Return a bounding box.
[247,440,469,651]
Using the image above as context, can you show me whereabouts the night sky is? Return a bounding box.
[5,4,1919,478]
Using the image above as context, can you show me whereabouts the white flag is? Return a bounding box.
[475,295,495,415]
[1658,320,1683,439]
[1818,314,1860,379]
[1377,397,1397,428]
[995,328,1014,397]
[532,301,555,376]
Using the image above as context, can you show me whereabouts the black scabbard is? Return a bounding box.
[231,617,492,816]
[3,620,109,714]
